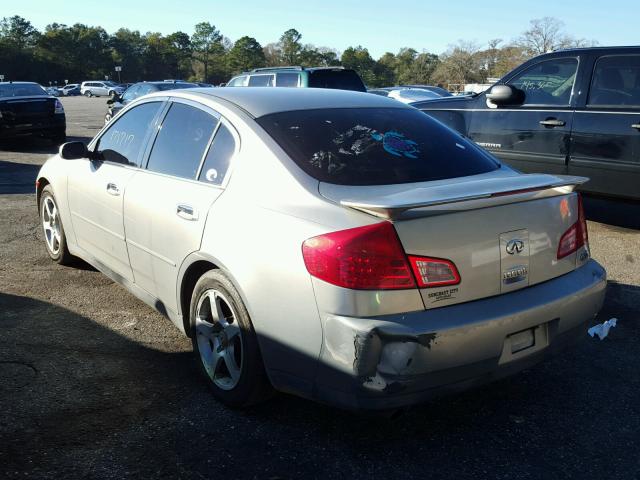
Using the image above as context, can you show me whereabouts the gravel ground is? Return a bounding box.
[1,96,639,479]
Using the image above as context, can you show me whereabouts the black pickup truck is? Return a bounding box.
[414,47,640,201]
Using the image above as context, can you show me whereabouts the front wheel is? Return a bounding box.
[40,185,74,265]
[84,90,92,97]
[190,270,272,407]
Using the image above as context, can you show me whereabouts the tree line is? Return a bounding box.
[0,16,595,88]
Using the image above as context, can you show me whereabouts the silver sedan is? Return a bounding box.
[36,88,606,411]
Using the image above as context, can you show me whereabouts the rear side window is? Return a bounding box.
[308,70,366,92]
[276,72,300,87]
[95,102,163,166]
[248,75,274,87]
[257,107,499,186]
[198,123,236,185]
[589,55,640,107]
[146,103,218,179]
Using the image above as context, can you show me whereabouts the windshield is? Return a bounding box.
[0,84,48,97]
[257,107,499,186]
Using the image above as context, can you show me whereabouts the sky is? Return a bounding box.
[5,0,637,58]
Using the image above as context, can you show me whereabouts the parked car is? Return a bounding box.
[45,86,61,97]
[226,66,367,92]
[80,81,125,98]
[36,88,605,411]
[390,88,443,103]
[0,81,66,143]
[104,81,199,123]
[59,84,80,96]
[413,46,640,201]
[368,85,452,99]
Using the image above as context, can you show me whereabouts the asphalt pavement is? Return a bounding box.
[1,96,639,479]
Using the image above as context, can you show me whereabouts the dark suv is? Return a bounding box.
[414,47,640,201]
[225,66,367,92]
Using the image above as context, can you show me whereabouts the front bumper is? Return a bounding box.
[314,259,607,410]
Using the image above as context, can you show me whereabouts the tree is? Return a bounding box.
[341,46,377,86]
[0,16,39,50]
[517,17,595,56]
[278,28,302,65]
[432,41,484,88]
[191,22,223,82]
[263,43,282,66]
[227,36,265,74]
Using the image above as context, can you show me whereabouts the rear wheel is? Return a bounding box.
[190,270,272,407]
[40,185,74,265]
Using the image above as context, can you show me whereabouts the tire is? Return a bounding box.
[190,270,273,407]
[84,90,92,97]
[40,185,74,265]
[104,113,112,125]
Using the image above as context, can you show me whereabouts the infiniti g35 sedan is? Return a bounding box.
[36,88,606,410]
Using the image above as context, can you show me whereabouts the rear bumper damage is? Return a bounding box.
[313,259,607,410]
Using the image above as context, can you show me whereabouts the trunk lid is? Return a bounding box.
[0,96,56,127]
[320,172,589,309]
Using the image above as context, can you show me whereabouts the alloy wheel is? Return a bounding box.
[42,196,61,255]
[195,289,243,390]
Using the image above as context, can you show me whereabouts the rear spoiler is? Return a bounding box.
[338,174,588,219]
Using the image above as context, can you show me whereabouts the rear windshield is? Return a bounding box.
[0,84,47,97]
[308,70,366,92]
[155,83,198,91]
[256,107,500,186]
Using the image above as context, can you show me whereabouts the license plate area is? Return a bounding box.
[498,323,550,364]
[509,328,535,354]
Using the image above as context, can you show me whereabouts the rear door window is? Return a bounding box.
[588,54,640,107]
[146,102,218,179]
[256,107,499,185]
[276,72,300,87]
[508,58,578,106]
[248,75,274,87]
[95,102,163,166]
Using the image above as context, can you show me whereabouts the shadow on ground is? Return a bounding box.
[1,282,639,479]
[583,195,640,230]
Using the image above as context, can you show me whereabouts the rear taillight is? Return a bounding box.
[54,99,64,114]
[408,256,461,288]
[302,222,461,290]
[302,222,416,290]
[557,194,588,259]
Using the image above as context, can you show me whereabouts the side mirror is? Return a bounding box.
[486,84,524,106]
[107,94,120,104]
[59,141,88,160]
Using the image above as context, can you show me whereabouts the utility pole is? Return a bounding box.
[115,66,122,83]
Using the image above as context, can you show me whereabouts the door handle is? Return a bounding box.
[106,182,120,196]
[539,119,566,127]
[631,124,640,130]
[176,204,199,221]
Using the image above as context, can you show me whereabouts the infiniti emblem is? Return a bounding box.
[506,239,525,255]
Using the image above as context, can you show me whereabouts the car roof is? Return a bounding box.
[0,81,40,85]
[174,87,409,118]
